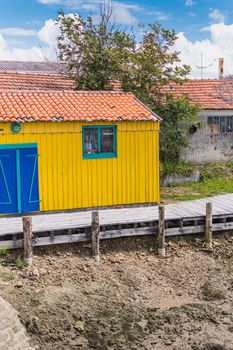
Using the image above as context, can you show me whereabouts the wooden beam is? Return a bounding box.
[100,227,154,239]
[205,202,213,250]
[23,217,33,266]
[91,211,100,262]
[158,206,165,256]
[2,218,233,250]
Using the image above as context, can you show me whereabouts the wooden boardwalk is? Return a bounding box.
[1,193,233,249]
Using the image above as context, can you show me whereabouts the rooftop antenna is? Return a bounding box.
[200,52,203,79]
[196,52,217,79]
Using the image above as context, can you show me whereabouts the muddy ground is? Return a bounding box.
[0,233,233,350]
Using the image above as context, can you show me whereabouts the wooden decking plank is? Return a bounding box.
[166,206,202,218]
[212,199,233,211]
[1,193,233,237]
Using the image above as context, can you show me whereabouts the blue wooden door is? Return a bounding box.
[0,149,18,214]
[20,148,40,213]
[0,145,40,214]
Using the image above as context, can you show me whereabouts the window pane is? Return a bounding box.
[84,128,98,154]
[227,116,233,132]
[207,116,220,133]
[100,127,114,153]
[220,116,226,133]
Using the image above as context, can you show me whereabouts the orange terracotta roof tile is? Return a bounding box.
[0,91,159,122]
[0,71,75,91]
[162,79,233,110]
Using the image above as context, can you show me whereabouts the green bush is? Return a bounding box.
[162,161,194,177]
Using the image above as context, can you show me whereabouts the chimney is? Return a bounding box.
[107,79,123,91]
[219,58,224,79]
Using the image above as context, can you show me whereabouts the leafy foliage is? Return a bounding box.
[57,9,135,90]
[56,10,190,94]
[161,160,194,177]
[156,94,201,163]
[56,6,200,163]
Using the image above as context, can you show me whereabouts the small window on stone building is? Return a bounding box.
[207,116,233,134]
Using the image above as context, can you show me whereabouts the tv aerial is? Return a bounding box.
[196,53,217,79]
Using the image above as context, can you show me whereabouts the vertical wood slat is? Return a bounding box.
[158,206,165,256]
[23,216,33,266]
[91,211,100,262]
[1,121,159,211]
[205,202,213,249]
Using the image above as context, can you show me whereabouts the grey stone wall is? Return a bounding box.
[161,171,200,186]
[182,110,233,164]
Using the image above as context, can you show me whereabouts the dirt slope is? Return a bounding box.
[0,234,233,350]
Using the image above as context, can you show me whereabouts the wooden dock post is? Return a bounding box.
[205,202,213,250]
[158,206,165,256]
[91,211,100,262]
[23,216,33,266]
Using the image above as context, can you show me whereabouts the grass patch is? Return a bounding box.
[15,257,26,269]
[161,161,194,177]
[161,161,233,204]
[0,270,14,281]
[0,248,9,256]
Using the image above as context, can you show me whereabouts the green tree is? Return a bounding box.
[157,94,201,164]
[56,9,189,94]
[56,5,201,164]
[57,7,135,90]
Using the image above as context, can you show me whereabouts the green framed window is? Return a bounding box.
[82,125,117,159]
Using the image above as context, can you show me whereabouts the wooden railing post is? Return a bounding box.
[23,216,33,266]
[91,211,100,262]
[158,206,165,256]
[205,202,213,250]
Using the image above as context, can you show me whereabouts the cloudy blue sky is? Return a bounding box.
[0,0,233,78]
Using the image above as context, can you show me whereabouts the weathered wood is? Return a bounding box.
[158,206,165,256]
[50,231,55,241]
[23,217,33,266]
[2,218,233,250]
[100,227,154,239]
[91,211,100,262]
[1,193,233,251]
[1,193,233,237]
[205,202,213,250]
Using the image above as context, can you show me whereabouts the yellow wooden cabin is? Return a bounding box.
[0,90,160,215]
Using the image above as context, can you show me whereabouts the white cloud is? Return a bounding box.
[185,0,195,7]
[149,11,170,21]
[37,0,140,25]
[38,0,63,3]
[0,19,58,61]
[174,22,233,78]
[200,26,210,32]
[0,27,37,36]
[188,11,196,17]
[111,2,140,24]
[209,9,226,23]
[37,19,59,46]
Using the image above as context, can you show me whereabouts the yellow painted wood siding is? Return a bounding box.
[0,121,160,211]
